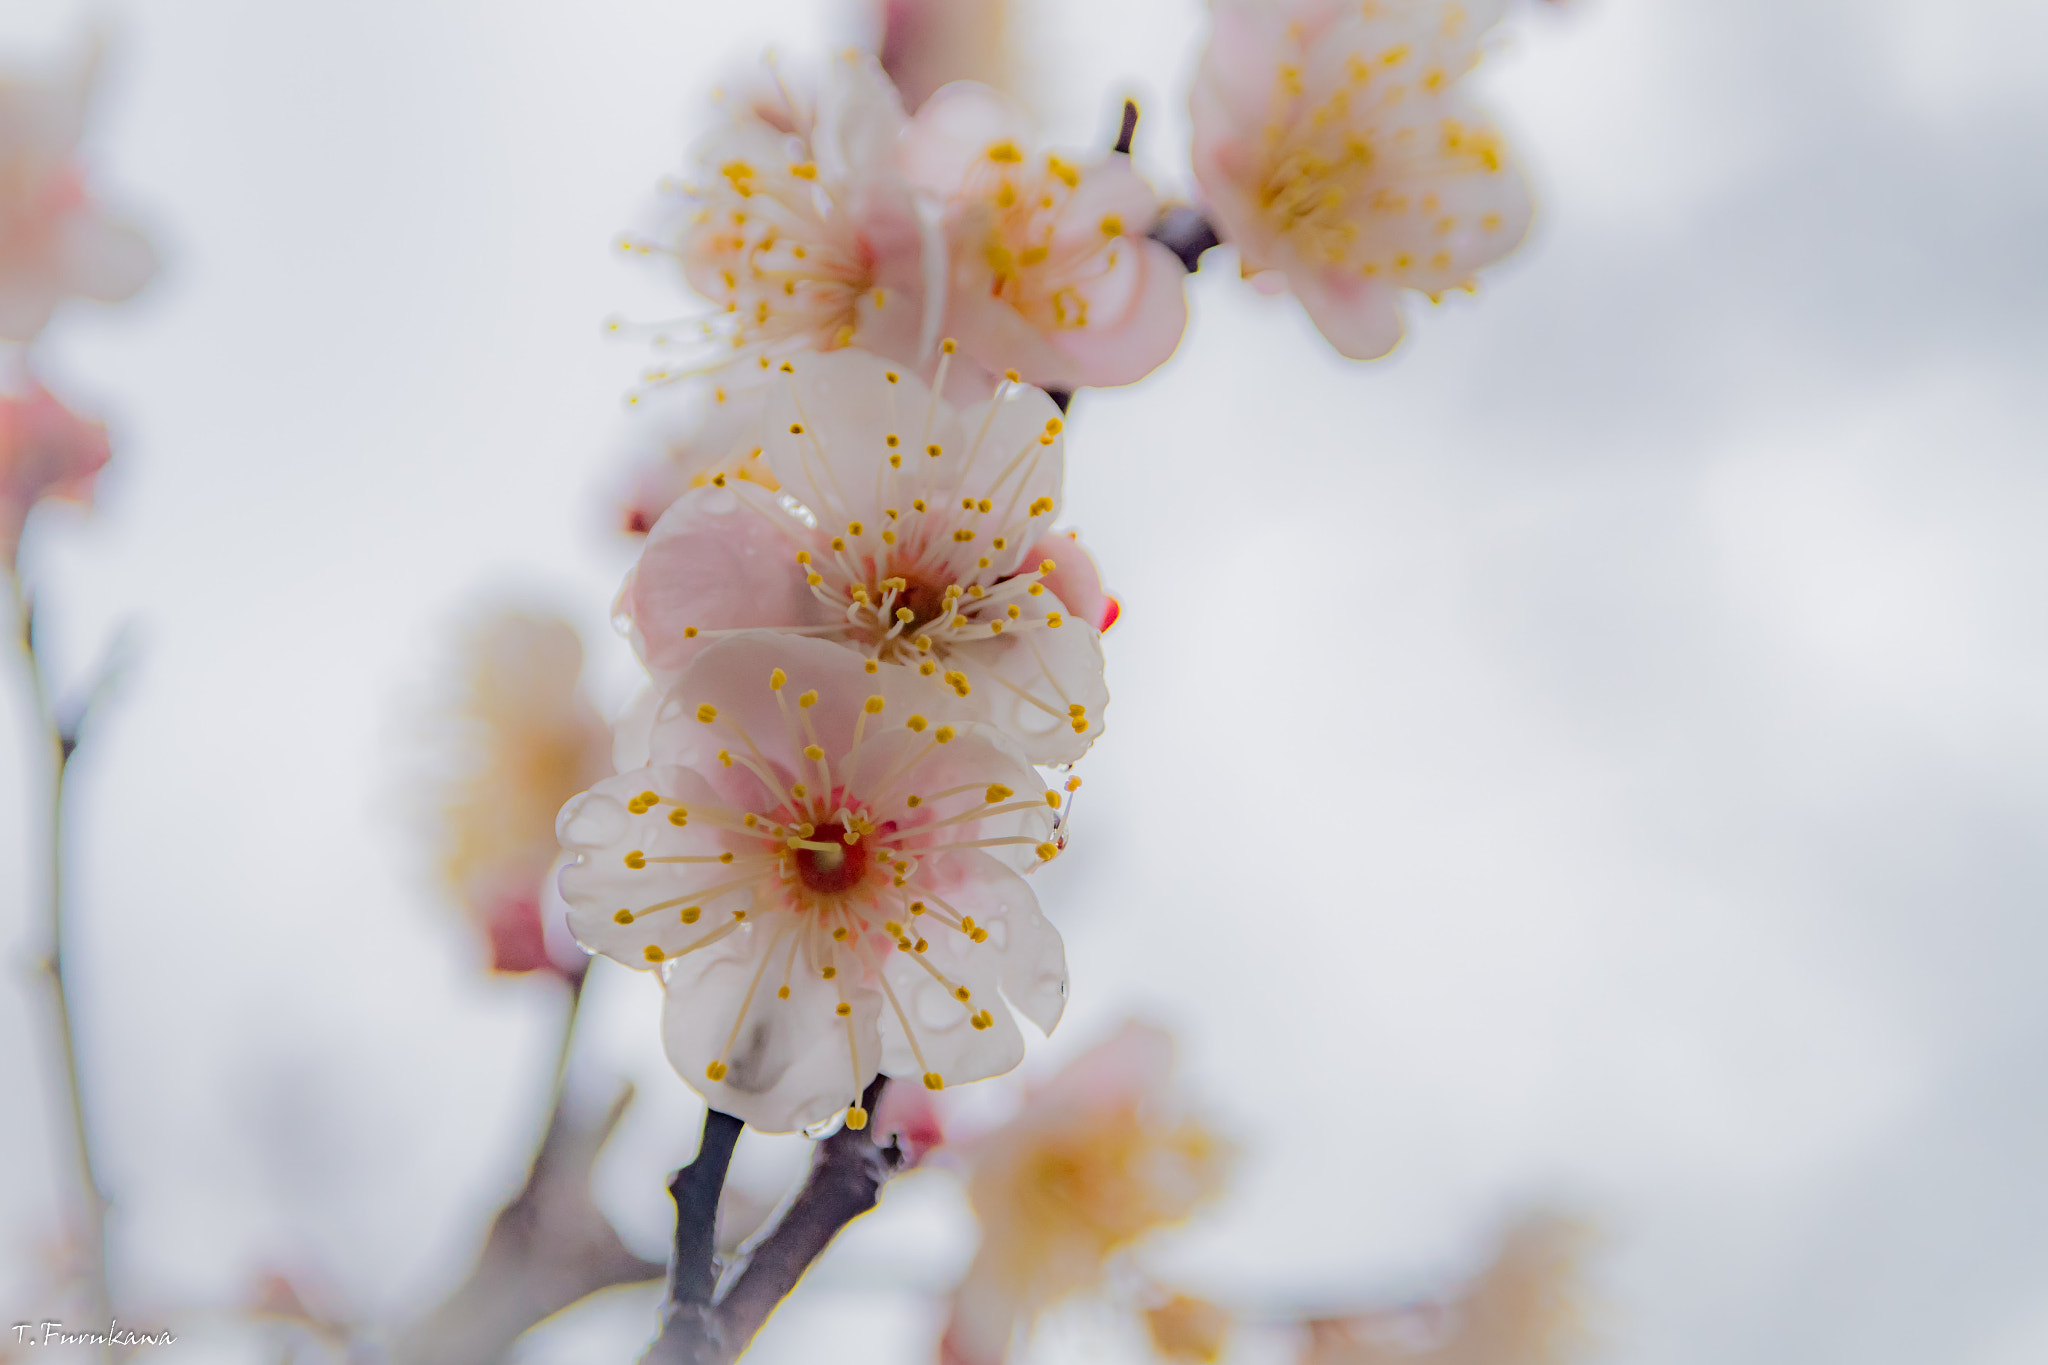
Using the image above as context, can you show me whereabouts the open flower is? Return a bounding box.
[941,1022,1232,1365]
[1191,0,1532,360]
[618,346,1109,766]
[876,0,1018,114]
[556,633,1069,1134]
[0,39,157,343]
[625,52,938,391]
[440,612,611,977]
[901,82,1187,390]
[1301,1214,1590,1365]
[0,377,109,571]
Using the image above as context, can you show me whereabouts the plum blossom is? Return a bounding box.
[616,382,778,536]
[624,52,939,391]
[901,82,1188,390]
[617,346,1110,766]
[876,0,1018,114]
[1,40,157,343]
[440,612,611,977]
[1,377,109,571]
[555,633,1069,1134]
[940,1022,1232,1365]
[1191,0,1532,360]
[1301,1214,1590,1365]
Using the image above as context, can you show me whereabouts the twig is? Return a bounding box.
[662,1107,745,1325]
[1113,99,1139,156]
[10,573,115,1358]
[1150,207,1222,274]
[642,1077,905,1365]
[387,978,664,1365]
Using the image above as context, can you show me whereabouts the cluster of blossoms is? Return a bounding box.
[1,39,157,571]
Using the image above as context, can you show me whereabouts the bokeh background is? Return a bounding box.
[3,0,2046,1360]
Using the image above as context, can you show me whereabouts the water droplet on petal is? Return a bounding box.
[612,611,634,636]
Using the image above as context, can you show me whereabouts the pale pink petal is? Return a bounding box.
[1291,266,1405,360]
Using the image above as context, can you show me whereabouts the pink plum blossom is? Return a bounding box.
[616,347,1110,766]
[940,1021,1232,1365]
[1191,0,1532,359]
[876,0,1018,114]
[0,40,157,343]
[624,52,940,391]
[555,632,1070,1134]
[0,377,109,571]
[900,82,1188,390]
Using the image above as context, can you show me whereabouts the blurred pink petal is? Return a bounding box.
[0,377,110,570]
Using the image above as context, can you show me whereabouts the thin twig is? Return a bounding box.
[1114,99,1139,156]
[11,572,114,1357]
[664,1107,745,1320]
[1150,207,1222,274]
[642,1077,905,1365]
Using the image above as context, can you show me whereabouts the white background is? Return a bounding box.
[3,0,2046,1361]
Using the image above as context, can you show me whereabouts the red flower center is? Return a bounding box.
[795,822,870,895]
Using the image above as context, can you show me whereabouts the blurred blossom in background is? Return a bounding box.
[1,0,2046,1362]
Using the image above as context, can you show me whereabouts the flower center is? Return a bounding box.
[794,821,871,895]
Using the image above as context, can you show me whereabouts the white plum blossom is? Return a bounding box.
[0,40,157,343]
[556,633,1069,1134]
[900,82,1188,390]
[624,51,940,391]
[617,346,1110,766]
[1191,0,1532,359]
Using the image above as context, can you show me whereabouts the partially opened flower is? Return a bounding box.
[441,612,611,977]
[901,83,1187,390]
[0,377,109,571]
[555,633,1069,1134]
[618,346,1109,765]
[616,381,778,536]
[1302,1214,1590,1365]
[625,52,938,390]
[0,39,157,343]
[941,1022,1233,1365]
[1191,0,1532,360]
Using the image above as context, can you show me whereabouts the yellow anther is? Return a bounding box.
[953,986,971,1002]
[669,809,689,826]
[1040,558,1058,572]
[1070,715,1088,732]
[970,927,988,943]
[744,814,758,827]
[836,1001,852,1017]
[683,625,699,638]
[927,443,943,459]
[987,141,1023,163]
[907,794,922,808]
[792,783,808,799]
[1045,791,1061,808]
[706,1061,728,1081]
[915,938,929,953]
[1068,703,1086,716]
[1006,604,1021,619]
[733,909,748,921]
[915,635,933,652]
[696,703,718,723]
[935,725,956,744]
[718,851,734,864]
[1044,418,1063,435]
[989,621,1004,634]
[885,370,900,383]
[832,926,849,941]
[1028,583,1045,596]
[923,1072,945,1090]
[644,944,666,962]
[942,339,958,354]
[831,537,846,552]
[1100,213,1123,237]
[789,422,804,434]
[777,985,790,999]
[909,901,925,914]
[823,965,837,979]
[625,850,647,869]
[864,660,879,674]
[1036,842,1059,861]
[789,161,817,179]
[681,907,700,924]
[804,744,825,760]
[846,1104,868,1130]
[985,783,1014,804]
[1048,153,1079,187]
[807,572,823,586]
[848,521,864,536]
[1046,612,1064,628]
[613,908,634,924]
[911,498,927,512]
[886,433,900,447]
[1066,775,1082,791]
[864,695,886,714]
[795,551,811,565]
[1004,368,1021,382]
[976,498,993,513]
[770,668,787,690]
[907,715,928,732]
[719,749,734,766]
[798,689,818,708]
[896,607,915,623]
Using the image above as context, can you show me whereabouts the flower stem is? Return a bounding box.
[642,1077,904,1365]
[10,571,114,1355]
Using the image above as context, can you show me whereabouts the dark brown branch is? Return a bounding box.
[1150,207,1222,274]
[641,1078,905,1365]
[664,1108,744,1315]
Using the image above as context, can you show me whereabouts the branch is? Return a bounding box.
[642,1077,906,1365]
[658,1106,744,1340]
[1113,100,1138,156]
[1149,207,1222,275]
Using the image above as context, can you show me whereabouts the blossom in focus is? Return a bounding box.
[876,0,1018,115]
[941,1021,1232,1364]
[901,83,1187,390]
[616,382,778,536]
[0,40,157,343]
[617,347,1109,766]
[441,612,611,977]
[0,377,109,571]
[1191,0,1532,360]
[625,52,937,390]
[555,633,1069,1133]
[1301,1214,1590,1365]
